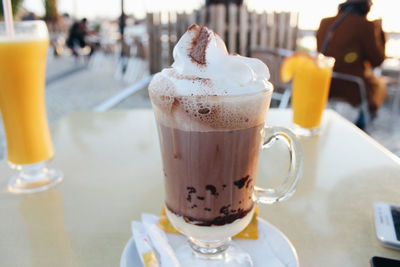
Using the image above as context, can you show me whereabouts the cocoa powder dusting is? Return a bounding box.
[189,25,210,65]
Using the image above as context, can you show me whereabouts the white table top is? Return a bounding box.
[0,108,399,267]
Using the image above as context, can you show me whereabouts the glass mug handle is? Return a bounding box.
[254,126,303,204]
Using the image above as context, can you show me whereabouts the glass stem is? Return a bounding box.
[7,160,63,194]
[188,237,231,257]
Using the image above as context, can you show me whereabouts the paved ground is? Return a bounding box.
[44,53,128,124]
[0,53,399,160]
[330,100,400,157]
[365,100,400,157]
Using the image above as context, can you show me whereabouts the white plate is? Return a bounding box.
[120,218,299,267]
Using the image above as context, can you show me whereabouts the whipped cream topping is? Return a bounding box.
[156,24,272,96]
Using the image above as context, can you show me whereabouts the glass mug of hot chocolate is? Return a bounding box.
[149,25,303,266]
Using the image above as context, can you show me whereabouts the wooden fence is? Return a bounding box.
[146,4,299,74]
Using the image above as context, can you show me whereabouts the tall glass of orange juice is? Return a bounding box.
[281,52,335,136]
[0,21,63,193]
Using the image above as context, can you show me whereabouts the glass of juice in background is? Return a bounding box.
[0,21,63,193]
[282,53,335,136]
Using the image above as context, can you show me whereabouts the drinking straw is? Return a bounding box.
[2,0,15,37]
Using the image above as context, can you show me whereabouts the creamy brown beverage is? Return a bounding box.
[149,25,272,240]
[159,123,263,226]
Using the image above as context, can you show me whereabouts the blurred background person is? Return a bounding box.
[22,12,37,20]
[66,18,96,58]
[316,0,387,128]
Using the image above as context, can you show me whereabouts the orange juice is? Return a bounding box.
[0,39,54,165]
[281,53,335,131]
[292,59,333,128]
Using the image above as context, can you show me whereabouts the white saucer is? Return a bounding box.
[120,218,299,267]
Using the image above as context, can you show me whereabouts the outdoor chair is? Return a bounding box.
[330,72,370,128]
[251,47,293,108]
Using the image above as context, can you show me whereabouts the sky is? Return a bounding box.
[22,0,399,31]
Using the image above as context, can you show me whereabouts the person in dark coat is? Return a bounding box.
[316,0,387,116]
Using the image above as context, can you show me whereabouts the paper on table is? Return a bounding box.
[141,214,180,267]
[131,221,160,267]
